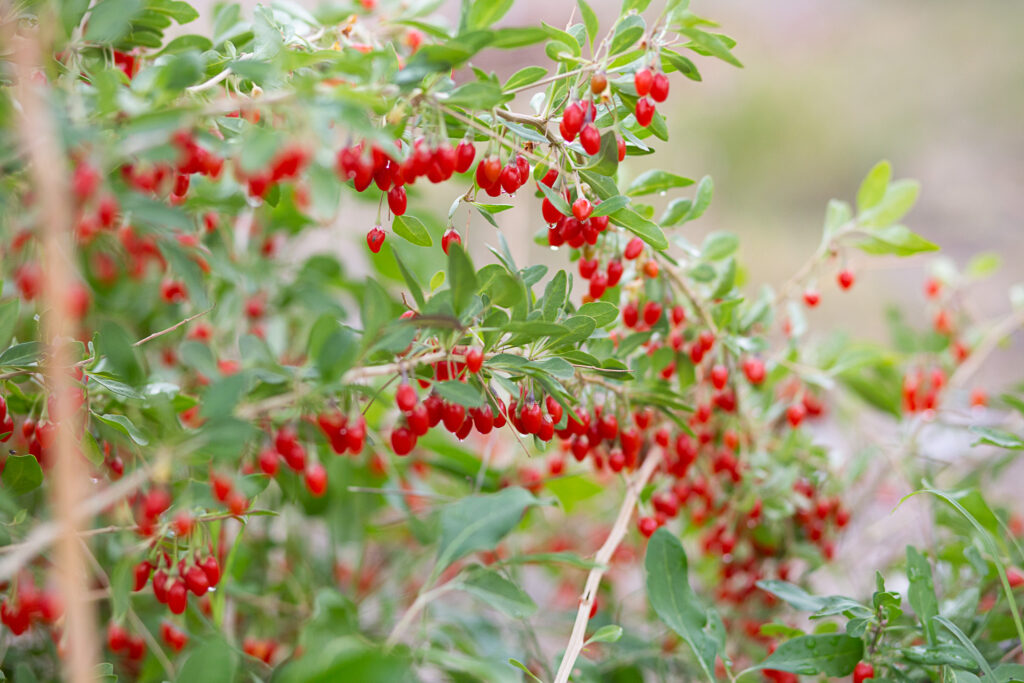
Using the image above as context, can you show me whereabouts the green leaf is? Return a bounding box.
[678,26,742,67]
[176,636,238,683]
[609,208,668,251]
[577,301,618,327]
[701,231,739,260]
[860,179,920,228]
[0,342,43,367]
[578,0,598,47]
[95,413,149,445]
[84,0,144,43]
[906,546,939,645]
[625,170,694,197]
[644,528,719,682]
[466,0,514,29]
[504,66,547,90]
[661,49,701,81]
[755,580,826,612]
[392,248,425,308]
[199,374,248,419]
[966,252,1001,278]
[586,624,624,644]
[609,15,645,55]
[393,215,433,247]
[591,195,630,217]
[435,487,539,573]
[447,243,478,318]
[856,160,892,213]
[855,225,938,257]
[508,659,543,682]
[1,454,43,495]
[457,566,537,618]
[0,299,19,350]
[434,380,485,408]
[538,180,572,216]
[970,426,1024,450]
[446,80,508,109]
[935,616,995,681]
[752,635,863,677]
[490,27,549,49]
[545,474,603,513]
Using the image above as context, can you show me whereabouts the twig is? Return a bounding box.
[553,446,665,683]
[505,66,589,95]
[385,583,456,648]
[133,307,213,347]
[664,263,718,335]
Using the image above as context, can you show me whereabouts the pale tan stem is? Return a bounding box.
[11,22,97,683]
[553,447,665,683]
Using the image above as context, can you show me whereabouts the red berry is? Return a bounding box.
[200,556,221,586]
[617,137,626,161]
[580,124,601,155]
[572,197,592,221]
[455,141,476,173]
[545,395,563,424]
[481,156,501,185]
[500,164,520,194]
[853,662,875,683]
[624,236,644,260]
[588,272,608,299]
[606,259,624,286]
[107,623,130,652]
[366,226,386,253]
[837,269,855,290]
[442,402,466,433]
[803,289,820,307]
[387,186,407,215]
[562,102,584,138]
[590,73,607,94]
[742,357,766,384]
[650,72,669,102]
[442,228,462,254]
[710,364,729,390]
[637,516,658,537]
[305,463,328,497]
[396,383,417,412]
[167,580,187,615]
[391,426,416,455]
[185,565,210,596]
[520,402,542,434]
[643,301,663,326]
[786,403,806,428]
[634,68,654,96]
[579,258,598,280]
[258,448,279,476]
[465,348,484,374]
[133,561,153,592]
[635,98,655,127]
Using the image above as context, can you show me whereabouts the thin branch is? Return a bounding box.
[553,446,665,683]
[134,307,213,347]
[947,307,1024,392]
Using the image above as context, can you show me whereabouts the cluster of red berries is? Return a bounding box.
[901,366,946,414]
[0,574,61,636]
[389,352,499,455]
[632,67,670,127]
[243,637,280,665]
[133,550,221,615]
[106,623,147,663]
